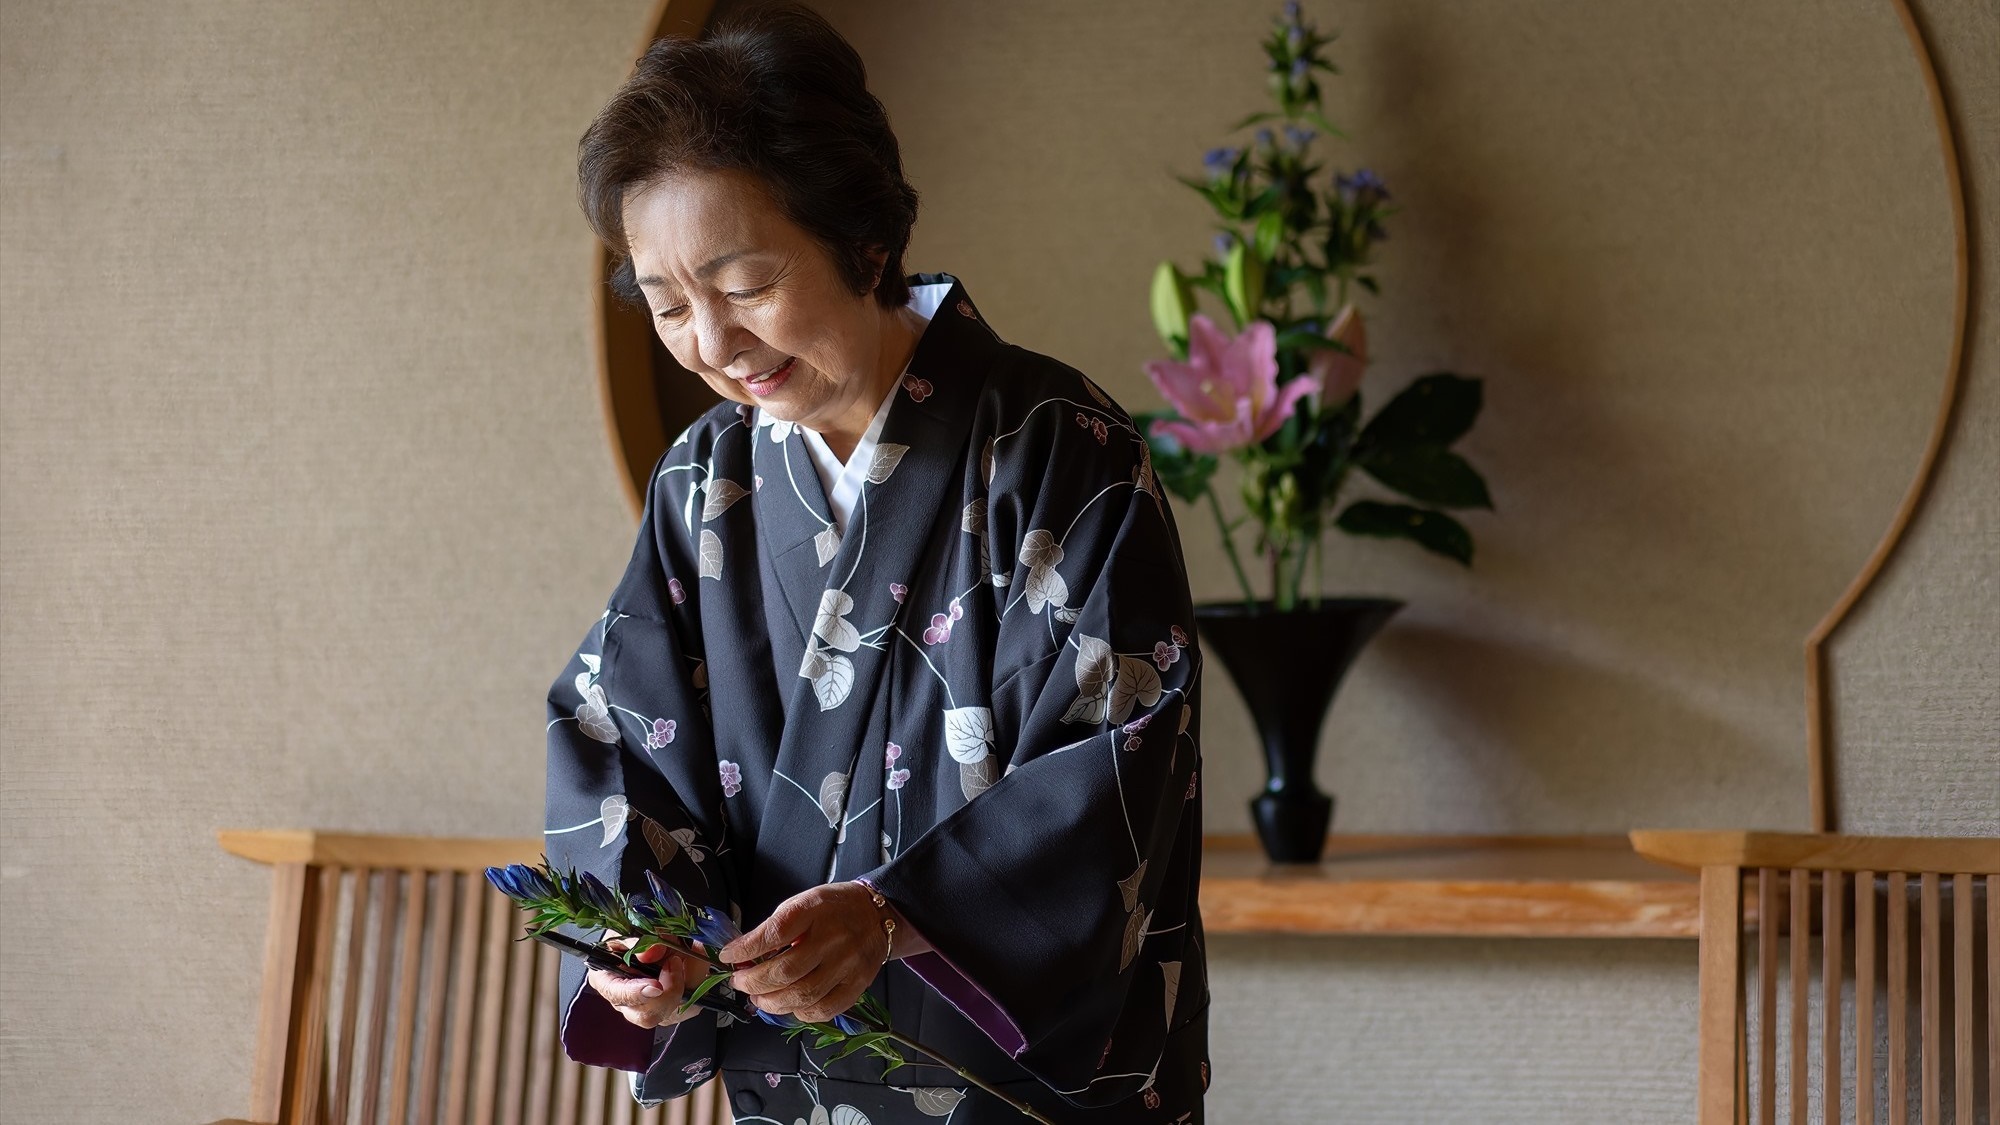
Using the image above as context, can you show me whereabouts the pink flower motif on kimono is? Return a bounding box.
[957,298,976,319]
[754,474,764,490]
[646,718,676,749]
[889,582,908,603]
[718,760,742,798]
[923,597,963,644]
[902,374,933,402]
[764,1072,781,1088]
[1074,411,1089,428]
[668,577,685,605]
[1091,418,1108,445]
[1153,641,1181,670]
[1170,624,1190,647]
[1124,735,1143,752]
[1099,1038,1113,1068]
[1186,770,1199,800]
[1122,713,1153,734]
[1143,1088,1162,1110]
[887,768,910,790]
[1145,314,1319,454]
[684,1058,712,1076]
[885,741,902,768]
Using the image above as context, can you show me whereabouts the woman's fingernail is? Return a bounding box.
[639,984,662,997]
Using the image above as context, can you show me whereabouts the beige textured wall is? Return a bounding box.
[1,1,1991,1123]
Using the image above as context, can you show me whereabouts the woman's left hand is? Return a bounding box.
[717,881,889,1024]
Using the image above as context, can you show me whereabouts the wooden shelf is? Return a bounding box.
[1200,833,1704,938]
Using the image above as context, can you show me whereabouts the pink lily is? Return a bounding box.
[1145,314,1318,454]
[1308,303,1368,406]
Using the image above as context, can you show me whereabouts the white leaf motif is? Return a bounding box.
[1019,528,1062,568]
[697,529,723,579]
[831,1108,871,1125]
[815,524,841,567]
[576,683,619,743]
[800,645,828,681]
[599,795,629,848]
[943,706,995,763]
[1061,636,1115,725]
[818,772,849,829]
[700,479,748,521]
[961,497,986,534]
[910,1088,965,1116]
[810,651,854,710]
[579,653,601,675]
[1109,658,1163,725]
[1162,961,1182,1027]
[1025,564,1068,614]
[643,818,679,866]
[1120,907,1151,972]
[865,443,909,484]
[813,590,860,652]
[981,437,995,486]
[1118,860,1147,912]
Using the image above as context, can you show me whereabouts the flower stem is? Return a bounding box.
[881,1032,1058,1124]
[1203,485,1256,608]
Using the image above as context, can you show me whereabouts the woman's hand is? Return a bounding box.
[585,933,713,1030]
[717,881,893,1024]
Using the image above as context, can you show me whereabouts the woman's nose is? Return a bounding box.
[691,305,755,375]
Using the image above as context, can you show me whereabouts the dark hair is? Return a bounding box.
[578,2,921,312]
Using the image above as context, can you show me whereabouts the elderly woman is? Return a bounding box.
[544,5,1209,1121]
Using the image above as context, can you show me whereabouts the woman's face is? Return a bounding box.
[622,166,903,436]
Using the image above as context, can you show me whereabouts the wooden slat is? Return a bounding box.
[1761,868,1778,1125]
[415,872,458,1125]
[664,1087,689,1125]
[1987,874,1997,1125]
[498,907,539,1125]
[609,1077,636,1125]
[1920,873,1939,1125]
[552,1006,583,1125]
[358,869,401,1125]
[442,873,485,1125]
[579,1055,609,1125]
[524,943,562,1125]
[1699,865,1744,1125]
[331,868,376,1125]
[1823,869,1842,1125]
[248,862,313,1123]
[1631,832,2000,877]
[1857,871,1876,1125]
[1791,868,1809,1125]
[220,829,544,870]
[291,864,343,1125]
[1951,873,1971,1123]
[386,869,431,1125]
[472,889,514,1124]
[1889,872,1908,1125]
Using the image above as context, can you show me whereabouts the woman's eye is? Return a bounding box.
[728,285,770,300]
[657,306,687,320]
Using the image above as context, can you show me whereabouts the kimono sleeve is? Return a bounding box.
[544,442,733,1100]
[859,415,1201,1109]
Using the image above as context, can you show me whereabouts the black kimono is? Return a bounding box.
[543,273,1211,1123]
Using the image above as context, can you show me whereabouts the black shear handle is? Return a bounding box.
[528,930,758,1022]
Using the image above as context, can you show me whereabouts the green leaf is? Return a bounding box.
[1335,501,1474,565]
[683,969,734,1008]
[1356,446,1492,509]
[1223,240,1265,328]
[1356,373,1482,451]
[1230,109,1278,131]
[1252,211,1286,262]
[1149,261,1192,358]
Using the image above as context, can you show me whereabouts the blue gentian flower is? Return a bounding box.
[1335,168,1388,207]
[577,871,623,918]
[1283,0,1302,25]
[832,1013,866,1035]
[1286,25,1304,51]
[1255,127,1274,148]
[1283,125,1315,148]
[1212,231,1236,256]
[1201,146,1239,174]
[1289,56,1309,81]
[643,869,686,918]
[691,906,741,952]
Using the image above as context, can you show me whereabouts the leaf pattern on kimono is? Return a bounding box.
[1054,604,1078,623]
[700,479,748,521]
[697,529,723,579]
[1025,563,1068,613]
[818,772,849,830]
[643,817,679,867]
[910,1088,965,1116]
[814,588,860,652]
[880,830,893,866]
[814,524,841,567]
[1134,443,1156,496]
[1061,635,1115,725]
[981,436,995,486]
[809,650,854,710]
[691,660,707,689]
[1019,528,1062,567]
[1118,860,1148,913]
[1178,702,1192,735]
[671,827,705,863]
[961,497,986,535]
[1082,376,1113,407]
[943,706,995,763]
[579,653,601,675]
[1109,657,1164,725]
[865,442,909,484]
[808,1105,829,1125]
[599,795,629,848]
[1161,960,1183,1027]
[575,681,619,743]
[830,1107,871,1125]
[959,755,997,802]
[1120,907,1151,972]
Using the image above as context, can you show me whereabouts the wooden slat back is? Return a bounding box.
[1686,854,1993,1125]
[228,838,733,1125]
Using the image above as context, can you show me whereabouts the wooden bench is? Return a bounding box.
[214,829,730,1125]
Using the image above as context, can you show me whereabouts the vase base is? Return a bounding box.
[1250,791,1333,864]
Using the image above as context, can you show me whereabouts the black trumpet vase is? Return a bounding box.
[1193,597,1403,863]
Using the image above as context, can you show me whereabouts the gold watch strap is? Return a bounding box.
[863,885,896,964]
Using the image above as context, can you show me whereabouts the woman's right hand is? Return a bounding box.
[586,933,712,1030]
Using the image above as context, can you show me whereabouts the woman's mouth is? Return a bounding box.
[743,356,796,397]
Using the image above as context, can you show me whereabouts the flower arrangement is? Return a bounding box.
[1138,0,1492,612]
[485,860,1055,1123]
